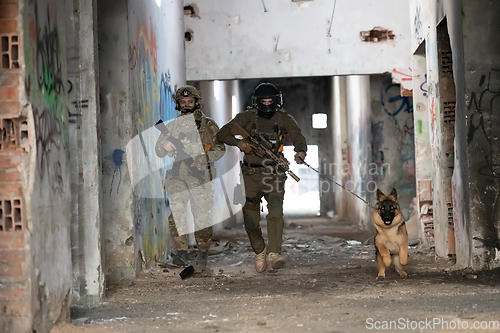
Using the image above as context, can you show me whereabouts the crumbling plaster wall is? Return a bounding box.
[22,0,72,331]
[461,0,500,269]
[410,0,500,269]
[409,0,455,259]
[184,0,411,81]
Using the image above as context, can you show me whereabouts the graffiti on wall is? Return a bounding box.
[130,19,159,133]
[128,14,174,263]
[420,74,428,97]
[110,149,125,196]
[31,107,64,193]
[413,5,423,46]
[25,1,68,192]
[371,121,386,177]
[160,71,178,121]
[380,81,414,116]
[467,69,500,177]
[373,78,416,218]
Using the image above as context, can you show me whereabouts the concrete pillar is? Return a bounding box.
[462,0,500,269]
[71,0,104,303]
[332,76,349,219]
[412,49,434,246]
[345,75,372,228]
[198,80,244,230]
[97,0,135,282]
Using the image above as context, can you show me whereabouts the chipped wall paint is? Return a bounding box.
[461,0,500,269]
[185,0,411,81]
[411,50,434,245]
[23,0,72,329]
[410,0,500,269]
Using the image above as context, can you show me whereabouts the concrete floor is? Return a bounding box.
[58,217,500,333]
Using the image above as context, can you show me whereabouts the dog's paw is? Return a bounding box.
[399,271,408,279]
[377,275,385,281]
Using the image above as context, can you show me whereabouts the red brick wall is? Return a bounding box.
[0,0,29,332]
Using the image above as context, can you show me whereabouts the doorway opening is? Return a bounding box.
[260,145,320,216]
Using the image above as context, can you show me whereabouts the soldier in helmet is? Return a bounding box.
[216,83,307,272]
[155,85,225,271]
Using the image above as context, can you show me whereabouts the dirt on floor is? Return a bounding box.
[55,218,500,333]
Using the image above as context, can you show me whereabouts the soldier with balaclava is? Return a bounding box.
[216,83,307,272]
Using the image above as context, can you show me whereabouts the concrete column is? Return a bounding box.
[345,75,372,228]
[412,50,434,247]
[75,0,104,303]
[97,0,135,282]
[199,80,244,230]
[332,76,348,219]
[462,0,500,269]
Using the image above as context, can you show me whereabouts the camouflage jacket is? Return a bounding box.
[216,108,307,165]
[155,110,225,179]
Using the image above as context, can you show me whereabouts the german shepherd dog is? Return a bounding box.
[373,188,408,280]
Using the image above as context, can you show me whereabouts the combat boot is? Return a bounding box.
[267,252,285,271]
[172,250,188,267]
[255,245,267,273]
[194,250,208,272]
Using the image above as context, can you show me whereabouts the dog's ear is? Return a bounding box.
[388,188,398,201]
[376,188,385,201]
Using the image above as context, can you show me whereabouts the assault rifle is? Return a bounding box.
[155,119,206,184]
[232,123,300,182]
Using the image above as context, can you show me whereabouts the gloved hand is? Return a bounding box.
[294,151,306,164]
[237,140,253,154]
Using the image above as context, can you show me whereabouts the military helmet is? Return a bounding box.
[173,85,202,112]
[251,83,283,115]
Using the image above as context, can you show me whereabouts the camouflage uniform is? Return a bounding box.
[216,108,307,254]
[155,87,225,253]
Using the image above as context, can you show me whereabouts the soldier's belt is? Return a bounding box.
[242,160,276,168]
[241,161,285,176]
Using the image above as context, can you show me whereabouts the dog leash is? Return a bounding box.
[298,157,375,210]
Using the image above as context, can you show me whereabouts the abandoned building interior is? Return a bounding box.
[0,0,499,332]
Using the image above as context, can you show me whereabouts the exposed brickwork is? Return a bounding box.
[0,231,24,249]
[0,1,29,332]
[0,117,26,151]
[418,179,435,248]
[0,34,19,69]
[0,249,24,277]
[0,284,25,300]
[0,198,23,231]
[360,27,395,42]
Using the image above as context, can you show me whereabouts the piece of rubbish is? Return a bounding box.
[347,240,362,245]
[180,265,195,279]
[231,261,243,266]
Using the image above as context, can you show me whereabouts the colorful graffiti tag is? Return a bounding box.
[380,82,414,117]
